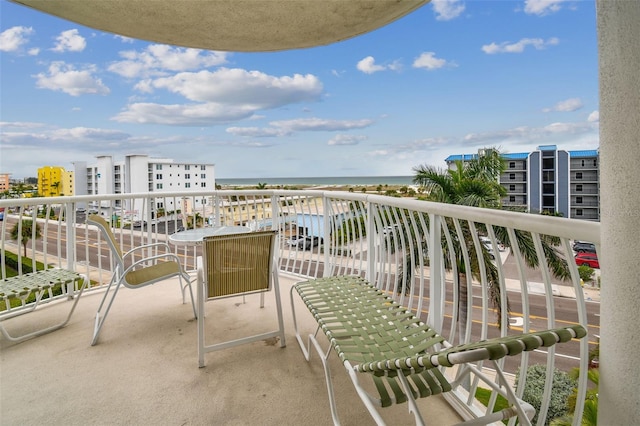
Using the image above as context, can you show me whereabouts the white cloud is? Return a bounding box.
[226,127,290,137]
[49,127,130,141]
[0,121,47,129]
[524,0,568,16]
[587,110,599,122]
[542,97,583,112]
[226,118,374,138]
[270,118,374,132]
[112,102,257,125]
[108,44,228,78]
[328,134,367,146]
[34,62,110,96]
[114,35,135,43]
[412,52,450,70]
[0,26,34,52]
[482,37,559,54]
[432,0,466,21]
[356,56,387,74]
[114,68,323,125]
[52,29,86,52]
[463,119,597,145]
[150,68,322,105]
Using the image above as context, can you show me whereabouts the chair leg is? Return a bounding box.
[90,277,123,346]
[180,271,197,319]
[197,268,206,367]
[272,269,287,348]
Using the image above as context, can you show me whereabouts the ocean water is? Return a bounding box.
[216,176,414,186]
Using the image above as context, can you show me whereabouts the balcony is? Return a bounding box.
[1,190,600,425]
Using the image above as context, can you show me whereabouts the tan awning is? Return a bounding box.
[11,0,429,52]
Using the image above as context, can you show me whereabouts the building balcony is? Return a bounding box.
[1,190,600,425]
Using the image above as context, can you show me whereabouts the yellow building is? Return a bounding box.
[38,166,74,197]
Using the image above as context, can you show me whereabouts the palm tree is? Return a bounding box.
[412,148,569,331]
[10,219,42,257]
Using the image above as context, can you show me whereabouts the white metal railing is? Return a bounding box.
[0,190,599,425]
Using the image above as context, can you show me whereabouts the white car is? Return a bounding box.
[479,236,505,252]
[287,236,305,246]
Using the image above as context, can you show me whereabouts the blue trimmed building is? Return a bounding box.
[445,145,600,221]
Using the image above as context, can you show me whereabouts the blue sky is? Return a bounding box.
[0,0,599,180]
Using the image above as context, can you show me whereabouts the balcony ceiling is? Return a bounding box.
[11,0,429,52]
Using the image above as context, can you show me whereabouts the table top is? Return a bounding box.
[168,226,251,246]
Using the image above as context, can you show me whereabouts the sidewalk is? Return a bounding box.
[504,278,600,302]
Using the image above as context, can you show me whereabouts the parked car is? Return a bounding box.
[575,252,600,269]
[297,236,320,250]
[382,225,399,235]
[286,235,305,247]
[573,241,597,253]
[479,236,505,252]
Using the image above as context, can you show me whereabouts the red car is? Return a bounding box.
[575,252,599,269]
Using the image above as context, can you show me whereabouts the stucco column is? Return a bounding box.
[597,1,640,424]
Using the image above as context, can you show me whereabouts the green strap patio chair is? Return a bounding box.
[290,276,587,426]
[88,214,196,345]
[197,230,286,367]
[1,268,87,343]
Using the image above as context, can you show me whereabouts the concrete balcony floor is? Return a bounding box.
[1,274,462,426]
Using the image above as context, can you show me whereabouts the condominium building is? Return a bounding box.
[73,154,215,218]
[37,166,74,197]
[445,145,600,221]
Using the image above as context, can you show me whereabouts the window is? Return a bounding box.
[509,162,516,169]
[576,172,583,179]
[509,184,516,191]
[593,159,597,167]
[156,174,162,179]
[156,164,162,170]
[581,160,585,167]
[185,183,191,188]
[201,165,206,170]
[157,202,164,209]
[201,182,206,187]
[185,165,190,170]
[185,174,191,179]
[576,184,583,192]
[576,196,583,203]
[201,174,206,178]
[509,196,516,202]
[542,158,554,169]
[156,183,163,189]
[509,173,515,180]
[576,209,583,216]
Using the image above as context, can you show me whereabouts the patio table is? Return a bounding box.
[168,226,252,246]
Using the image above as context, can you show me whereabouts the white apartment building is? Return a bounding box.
[74,154,215,219]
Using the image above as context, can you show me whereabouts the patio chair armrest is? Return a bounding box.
[355,324,587,374]
[122,252,185,276]
[123,242,173,258]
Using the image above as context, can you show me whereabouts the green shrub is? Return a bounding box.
[515,364,576,425]
[578,265,594,283]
